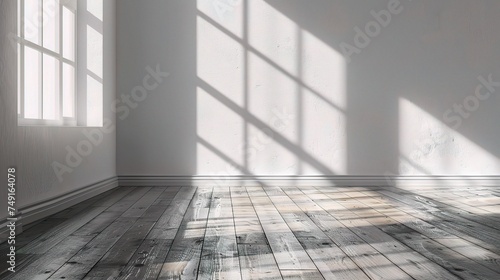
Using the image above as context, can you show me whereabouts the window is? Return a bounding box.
[18,0,77,126]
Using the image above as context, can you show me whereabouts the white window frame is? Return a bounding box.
[17,0,78,127]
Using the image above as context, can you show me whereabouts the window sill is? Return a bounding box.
[18,118,78,127]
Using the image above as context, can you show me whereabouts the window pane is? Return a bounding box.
[24,0,41,44]
[24,46,41,119]
[43,0,60,53]
[17,0,21,37]
[18,44,21,115]
[62,7,75,61]
[62,63,75,118]
[87,75,103,126]
[43,54,60,120]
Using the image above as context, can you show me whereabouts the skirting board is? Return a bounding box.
[0,176,118,243]
[118,175,500,187]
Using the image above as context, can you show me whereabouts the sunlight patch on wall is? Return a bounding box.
[399,98,499,175]
[86,25,103,78]
[301,30,346,174]
[86,0,103,21]
[301,31,346,110]
[300,87,346,175]
[246,121,300,175]
[197,87,245,174]
[197,16,245,107]
[246,31,346,174]
[196,0,347,176]
[247,51,298,143]
[197,0,244,38]
[248,0,299,75]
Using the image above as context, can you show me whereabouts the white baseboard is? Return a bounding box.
[117,175,500,187]
[0,177,118,243]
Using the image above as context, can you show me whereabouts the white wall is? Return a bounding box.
[0,0,117,221]
[116,0,197,176]
[117,0,500,180]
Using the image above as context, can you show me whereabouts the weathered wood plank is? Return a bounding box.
[4,185,500,280]
[378,189,500,254]
[280,269,324,280]
[393,233,500,280]
[157,187,212,280]
[91,187,136,207]
[116,229,177,280]
[0,218,66,252]
[0,254,36,280]
[113,186,186,279]
[283,188,412,280]
[83,220,156,279]
[173,186,198,200]
[238,244,282,280]
[48,217,138,280]
[18,206,108,254]
[48,187,124,219]
[435,238,500,274]
[231,187,268,245]
[1,188,144,278]
[245,186,267,197]
[407,189,500,224]
[121,187,167,218]
[385,188,500,229]
[154,198,192,230]
[248,189,316,270]
[339,188,500,275]
[71,187,153,237]
[71,211,124,237]
[97,187,152,214]
[108,188,183,279]
[268,194,370,280]
[198,187,241,280]
[151,186,180,206]
[6,235,93,280]
[311,190,460,280]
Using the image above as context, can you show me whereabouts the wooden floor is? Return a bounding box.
[1,185,500,280]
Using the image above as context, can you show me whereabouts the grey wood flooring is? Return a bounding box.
[1,185,499,279]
